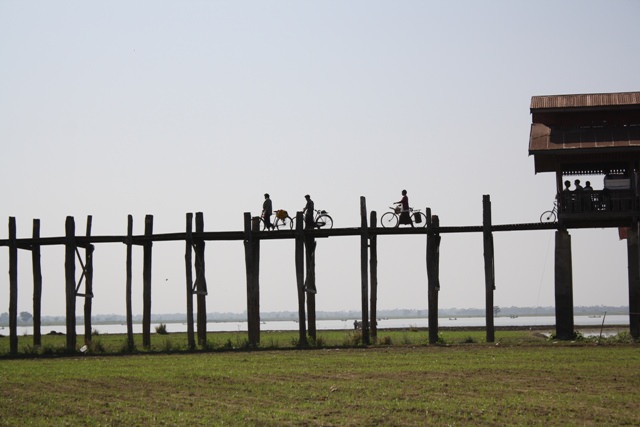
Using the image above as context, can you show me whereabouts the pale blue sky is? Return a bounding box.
[1,1,639,316]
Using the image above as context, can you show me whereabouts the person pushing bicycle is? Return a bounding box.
[395,189,414,228]
[262,193,273,230]
[303,194,314,229]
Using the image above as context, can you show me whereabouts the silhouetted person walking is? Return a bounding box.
[262,193,273,230]
[303,195,314,229]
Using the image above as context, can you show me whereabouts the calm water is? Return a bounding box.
[12,314,629,336]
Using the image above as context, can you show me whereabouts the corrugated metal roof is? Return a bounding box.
[531,91,640,110]
[529,123,640,152]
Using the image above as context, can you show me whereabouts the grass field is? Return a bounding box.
[1,329,639,426]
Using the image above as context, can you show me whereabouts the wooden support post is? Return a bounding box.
[65,216,77,352]
[195,212,207,346]
[142,214,153,349]
[84,215,94,346]
[627,222,640,339]
[482,195,495,343]
[426,210,441,344]
[360,196,370,345]
[32,219,42,347]
[294,211,307,346]
[369,210,378,342]
[554,229,575,340]
[9,217,18,355]
[125,215,134,351]
[244,213,260,347]
[304,231,317,341]
[185,213,195,350]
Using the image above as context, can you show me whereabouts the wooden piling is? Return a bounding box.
[125,215,134,350]
[195,212,207,346]
[360,196,370,345]
[142,214,153,349]
[244,213,260,347]
[84,216,94,346]
[369,210,378,342]
[65,216,76,352]
[32,219,42,347]
[555,229,575,340]
[9,217,18,355]
[426,210,441,345]
[482,195,495,343]
[627,222,640,339]
[295,211,307,346]
[185,213,195,350]
[304,232,317,341]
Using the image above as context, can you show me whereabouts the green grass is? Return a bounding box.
[0,344,639,426]
[0,327,634,357]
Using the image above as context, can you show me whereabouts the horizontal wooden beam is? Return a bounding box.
[0,220,615,248]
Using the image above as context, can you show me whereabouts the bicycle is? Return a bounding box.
[380,204,427,228]
[539,200,558,223]
[259,209,294,230]
[292,209,334,229]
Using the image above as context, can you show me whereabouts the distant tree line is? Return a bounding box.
[0,305,628,327]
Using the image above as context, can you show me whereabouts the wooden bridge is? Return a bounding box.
[2,195,585,356]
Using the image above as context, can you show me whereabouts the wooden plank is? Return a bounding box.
[185,213,195,350]
[195,212,207,346]
[483,196,495,343]
[32,219,42,347]
[142,214,153,349]
[84,215,94,346]
[125,215,134,351]
[65,216,76,352]
[360,196,370,345]
[0,221,581,250]
[369,210,378,342]
[9,217,18,355]
[294,211,307,346]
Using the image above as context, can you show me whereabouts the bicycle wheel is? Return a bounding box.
[274,216,294,230]
[381,212,398,228]
[540,210,556,223]
[257,217,268,231]
[412,212,428,228]
[315,214,333,229]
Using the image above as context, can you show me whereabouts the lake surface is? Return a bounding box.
[12,314,629,336]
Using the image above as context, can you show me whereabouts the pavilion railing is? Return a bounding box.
[559,189,638,215]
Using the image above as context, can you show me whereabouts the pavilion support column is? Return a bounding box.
[627,223,640,339]
[360,196,370,345]
[554,228,575,340]
[195,212,207,346]
[243,213,260,348]
[426,210,441,345]
[294,211,307,347]
[369,210,378,343]
[65,216,77,352]
[142,214,153,349]
[482,195,495,343]
[32,219,42,348]
[9,217,18,355]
